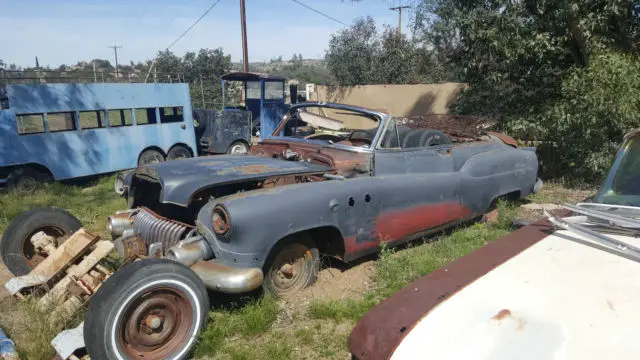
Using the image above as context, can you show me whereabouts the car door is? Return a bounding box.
[372,118,468,246]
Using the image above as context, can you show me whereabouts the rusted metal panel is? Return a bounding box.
[196,109,252,154]
[131,155,332,206]
[347,216,563,360]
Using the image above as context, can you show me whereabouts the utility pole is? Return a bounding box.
[108,45,123,79]
[92,61,97,82]
[389,5,410,36]
[240,0,249,72]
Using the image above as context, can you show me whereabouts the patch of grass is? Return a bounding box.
[0,175,125,237]
[308,292,379,322]
[528,181,595,205]
[0,297,85,360]
[194,296,279,357]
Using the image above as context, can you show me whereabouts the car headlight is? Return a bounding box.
[212,204,230,237]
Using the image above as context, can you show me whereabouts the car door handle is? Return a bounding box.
[180,124,186,130]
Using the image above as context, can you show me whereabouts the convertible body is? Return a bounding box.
[112,102,541,291]
[348,129,640,360]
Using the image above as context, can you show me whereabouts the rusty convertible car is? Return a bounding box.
[347,128,640,360]
[1,102,542,359]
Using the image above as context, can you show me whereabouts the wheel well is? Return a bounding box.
[266,226,346,264]
[0,163,54,180]
[138,146,166,163]
[168,143,194,157]
[489,190,521,210]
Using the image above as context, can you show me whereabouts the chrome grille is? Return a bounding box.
[133,207,192,251]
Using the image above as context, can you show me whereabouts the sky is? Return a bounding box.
[0,0,414,68]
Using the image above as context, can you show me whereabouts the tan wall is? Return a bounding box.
[310,83,467,118]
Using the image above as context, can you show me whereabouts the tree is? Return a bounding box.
[326,16,379,85]
[326,16,435,85]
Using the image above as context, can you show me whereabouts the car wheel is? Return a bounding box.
[0,207,82,276]
[6,168,49,192]
[167,146,192,161]
[138,149,165,167]
[84,259,209,360]
[227,141,249,155]
[262,236,320,297]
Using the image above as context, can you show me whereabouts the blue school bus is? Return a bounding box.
[0,83,197,188]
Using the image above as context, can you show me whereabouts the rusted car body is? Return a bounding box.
[115,102,541,271]
[348,129,640,360]
[1,102,543,360]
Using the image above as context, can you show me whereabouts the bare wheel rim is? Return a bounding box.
[230,144,248,154]
[21,226,66,268]
[268,243,313,294]
[117,287,194,359]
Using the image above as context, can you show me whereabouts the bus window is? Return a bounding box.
[160,107,184,123]
[79,110,105,129]
[46,112,76,132]
[134,108,158,125]
[16,114,45,134]
[108,109,133,127]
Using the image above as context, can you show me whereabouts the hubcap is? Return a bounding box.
[230,144,247,154]
[118,287,194,358]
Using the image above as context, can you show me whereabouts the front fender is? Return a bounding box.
[196,181,354,268]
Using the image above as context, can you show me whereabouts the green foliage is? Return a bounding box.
[413,0,640,182]
[154,48,232,109]
[537,51,640,180]
[326,17,441,85]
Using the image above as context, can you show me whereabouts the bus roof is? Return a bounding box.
[220,72,285,82]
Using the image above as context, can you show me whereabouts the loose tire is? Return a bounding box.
[84,259,209,360]
[0,207,82,276]
[138,149,165,167]
[6,167,50,191]
[262,236,320,297]
[227,141,249,155]
[167,146,192,161]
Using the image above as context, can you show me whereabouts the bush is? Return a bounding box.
[535,50,640,182]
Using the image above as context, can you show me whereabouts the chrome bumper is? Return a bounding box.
[190,260,264,294]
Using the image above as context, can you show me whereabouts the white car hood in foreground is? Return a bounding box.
[392,228,640,360]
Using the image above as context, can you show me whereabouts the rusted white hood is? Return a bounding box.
[392,227,640,360]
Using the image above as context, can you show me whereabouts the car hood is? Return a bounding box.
[133,155,332,206]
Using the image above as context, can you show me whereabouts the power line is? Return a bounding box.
[145,0,223,82]
[291,0,347,26]
[166,0,223,51]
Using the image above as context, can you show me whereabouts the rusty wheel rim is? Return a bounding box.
[21,226,66,269]
[117,287,194,359]
[269,244,312,294]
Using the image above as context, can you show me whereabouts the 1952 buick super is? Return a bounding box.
[1,102,542,359]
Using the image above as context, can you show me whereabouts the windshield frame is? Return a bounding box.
[270,102,387,152]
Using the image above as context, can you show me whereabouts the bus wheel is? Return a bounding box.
[227,141,249,155]
[0,207,82,276]
[167,146,192,161]
[138,149,165,166]
[6,168,48,191]
[84,259,209,360]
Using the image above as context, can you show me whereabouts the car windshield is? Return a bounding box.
[274,106,380,149]
[596,133,640,207]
